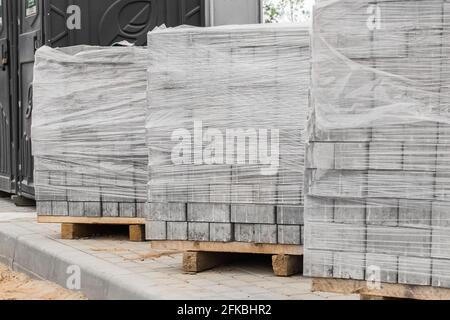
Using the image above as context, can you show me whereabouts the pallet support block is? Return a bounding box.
[182,251,235,273]
[272,254,303,277]
[129,224,145,242]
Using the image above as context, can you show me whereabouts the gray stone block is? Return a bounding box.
[432,201,450,228]
[334,143,368,170]
[334,199,365,225]
[309,170,367,198]
[136,202,147,218]
[432,259,450,288]
[119,202,136,218]
[187,203,230,223]
[403,143,436,172]
[366,199,398,226]
[398,199,431,228]
[277,225,301,245]
[431,228,450,259]
[306,222,366,252]
[51,201,68,216]
[84,202,101,217]
[277,206,304,225]
[68,202,84,217]
[304,196,334,223]
[332,252,365,280]
[102,202,119,217]
[303,249,333,278]
[436,144,450,171]
[231,205,276,224]
[167,222,188,240]
[365,253,398,284]
[188,223,210,241]
[36,201,52,216]
[367,226,431,257]
[369,142,402,170]
[146,221,167,240]
[306,143,335,169]
[147,203,186,221]
[398,256,431,286]
[209,223,233,242]
[368,171,434,199]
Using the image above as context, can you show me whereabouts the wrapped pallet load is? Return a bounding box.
[145,24,310,262]
[305,0,450,294]
[32,46,148,232]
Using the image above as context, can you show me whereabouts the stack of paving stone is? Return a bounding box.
[145,24,310,245]
[305,0,450,287]
[32,46,148,218]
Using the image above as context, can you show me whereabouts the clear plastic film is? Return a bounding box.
[305,0,450,288]
[145,24,310,244]
[32,45,148,218]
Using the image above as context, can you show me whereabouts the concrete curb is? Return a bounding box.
[0,222,165,300]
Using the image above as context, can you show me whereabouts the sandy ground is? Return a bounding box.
[0,263,86,300]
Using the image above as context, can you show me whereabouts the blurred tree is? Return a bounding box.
[264,0,310,23]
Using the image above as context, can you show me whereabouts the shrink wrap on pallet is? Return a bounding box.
[32,45,148,218]
[145,24,310,244]
[305,0,450,288]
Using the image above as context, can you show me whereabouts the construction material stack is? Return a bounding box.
[145,24,310,245]
[305,0,450,289]
[32,46,148,219]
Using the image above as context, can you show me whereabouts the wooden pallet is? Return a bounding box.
[151,240,304,277]
[312,278,450,300]
[37,216,146,242]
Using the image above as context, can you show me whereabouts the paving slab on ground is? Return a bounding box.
[0,197,358,300]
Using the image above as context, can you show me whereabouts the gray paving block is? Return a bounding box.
[332,252,365,280]
[303,249,333,278]
[84,202,102,217]
[145,221,167,240]
[119,202,136,218]
[254,224,278,244]
[306,143,335,169]
[365,253,398,284]
[234,224,254,243]
[36,201,52,216]
[431,201,450,228]
[209,223,233,242]
[167,222,188,241]
[403,143,436,172]
[334,143,368,170]
[367,226,431,257]
[366,199,398,226]
[369,142,403,170]
[431,228,450,259]
[102,202,119,217]
[368,171,434,199]
[68,202,84,217]
[277,225,301,245]
[231,205,275,224]
[309,170,367,198]
[398,199,431,228]
[188,223,210,241]
[277,184,301,205]
[398,256,431,286]
[147,203,186,221]
[305,222,366,252]
[276,206,304,225]
[304,196,334,223]
[432,259,450,288]
[187,203,230,223]
[333,199,365,225]
[136,202,147,218]
[51,201,69,216]
[436,144,450,171]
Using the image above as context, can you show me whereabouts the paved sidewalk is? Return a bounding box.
[0,197,357,300]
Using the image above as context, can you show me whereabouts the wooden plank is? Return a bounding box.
[38,215,145,225]
[272,254,303,277]
[129,225,146,242]
[182,252,236,273]
[312,278,450,300]
[151,240,303,256]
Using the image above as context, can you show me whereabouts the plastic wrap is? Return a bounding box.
[145,24,310,244]
[32,45,148,218]
[305,0,450,288]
